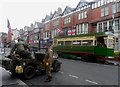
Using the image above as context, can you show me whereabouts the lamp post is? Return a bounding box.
[38,29,41,51]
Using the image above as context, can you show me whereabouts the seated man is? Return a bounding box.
[10,38,33,59]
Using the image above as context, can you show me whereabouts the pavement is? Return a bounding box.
[1,67,28,87]
[106,60,120,66]
[0,48,28,87]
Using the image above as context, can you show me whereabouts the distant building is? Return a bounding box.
[0,32,7,47]
[12,28,20,41]
[25,22,43,48]
[0,32,2,47]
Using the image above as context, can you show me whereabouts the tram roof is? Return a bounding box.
[54,32,111,39]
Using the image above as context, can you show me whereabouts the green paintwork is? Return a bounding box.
[53,46,114,57]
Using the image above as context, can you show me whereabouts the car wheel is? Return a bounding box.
[53,61,61,72]
[23,65,36,79]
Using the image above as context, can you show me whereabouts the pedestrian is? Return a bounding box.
[43,44,53,82]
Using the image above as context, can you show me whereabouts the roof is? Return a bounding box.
[61,6,74,16]
[54,32,107,38]
[44,15,51,22]
[75,0,89,10]
[34,21,43,28]
[51,10,61,19]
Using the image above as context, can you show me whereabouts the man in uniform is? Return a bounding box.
[10,38,33,59]
[43,44,53,82]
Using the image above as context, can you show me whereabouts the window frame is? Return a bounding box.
[101,7,104,17]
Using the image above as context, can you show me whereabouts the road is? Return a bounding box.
[0,48,119,86]
[22,58,119,86]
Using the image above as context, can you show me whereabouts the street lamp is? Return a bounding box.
[38,29,41,51]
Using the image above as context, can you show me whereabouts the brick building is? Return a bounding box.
[41,0,120,51]
[19,0,120,51]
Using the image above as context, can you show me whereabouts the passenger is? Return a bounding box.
[97,37,107,47]
[102,43,107,47]
[43,44,53,82]
[10,38,33,59]
[97,41,107,47]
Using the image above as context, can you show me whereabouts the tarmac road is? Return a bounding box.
[0,48,119,86]
[22,58,119,86]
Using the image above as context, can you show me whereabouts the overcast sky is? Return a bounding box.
[0,0,93,33]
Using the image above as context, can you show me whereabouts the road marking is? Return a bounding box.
[69,74,79,79]
[85,80,98,84]
[103,65,107,66]
[59,71,64,74]
[103,65,110,67]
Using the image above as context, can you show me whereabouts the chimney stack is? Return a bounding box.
[57,7,62,14]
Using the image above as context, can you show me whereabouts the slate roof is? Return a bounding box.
[62,6,74,16]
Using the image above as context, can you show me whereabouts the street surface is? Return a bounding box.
[0,47,119,86]
[22,58,119,86]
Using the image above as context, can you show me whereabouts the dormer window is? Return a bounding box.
[101,0,104,6]
[98,1,101,7]
[95,2,98,8]
[81,7,83,10]
[84,6,87,9]
[87,5,89,8]
[92,3,95,9]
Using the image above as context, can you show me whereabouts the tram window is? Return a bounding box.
[72,41,81,45]
[58,41,64,46]
[65,41,72,46]
[95,40,97,45]
[82,40,93,46]
[104,39,107,46]
[97,37,107,47]
[108,39,113,48]
[54,40,57,46]
[116,38,118,42]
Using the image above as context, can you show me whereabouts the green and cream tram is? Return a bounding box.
[52,32,115,62]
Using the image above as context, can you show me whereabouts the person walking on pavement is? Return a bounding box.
[43,44,53,82]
